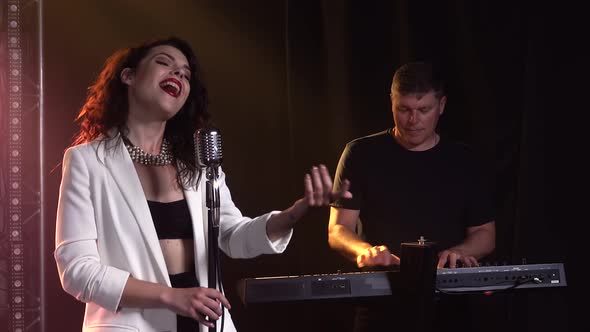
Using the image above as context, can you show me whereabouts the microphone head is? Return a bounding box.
[196,127,223,167]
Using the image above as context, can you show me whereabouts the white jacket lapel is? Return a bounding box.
[101,138,170,284]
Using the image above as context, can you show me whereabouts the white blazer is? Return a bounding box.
[54,135,292,332]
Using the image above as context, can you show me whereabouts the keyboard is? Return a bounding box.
[238,263,567,304]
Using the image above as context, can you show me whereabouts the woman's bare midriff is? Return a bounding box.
[159,239,195,275]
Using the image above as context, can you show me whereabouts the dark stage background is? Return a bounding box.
[40,1,575,332]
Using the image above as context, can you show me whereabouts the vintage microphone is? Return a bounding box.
[196,127,223,332]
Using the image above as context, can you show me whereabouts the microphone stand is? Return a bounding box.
[206,166,221,332]
[196,126,224,332]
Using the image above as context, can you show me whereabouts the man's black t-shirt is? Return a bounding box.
[332,128,494,259]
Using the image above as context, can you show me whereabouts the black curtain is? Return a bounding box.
[229,2,567,331]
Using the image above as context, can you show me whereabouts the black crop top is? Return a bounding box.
[147,199,194,239]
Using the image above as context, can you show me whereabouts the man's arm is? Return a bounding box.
[328,207,400,267]
[455,221,496,258]
[437,221,495,268]
[328,207,369,261]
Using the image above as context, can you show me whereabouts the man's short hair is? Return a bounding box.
[391,62,445,99]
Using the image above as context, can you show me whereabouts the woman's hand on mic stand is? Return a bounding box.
[266,164,352,241]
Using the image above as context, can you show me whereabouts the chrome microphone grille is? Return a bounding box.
[196,127,223,167]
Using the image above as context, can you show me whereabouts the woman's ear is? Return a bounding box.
[120,68,134,85]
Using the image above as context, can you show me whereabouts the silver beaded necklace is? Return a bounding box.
[123,136,173,166]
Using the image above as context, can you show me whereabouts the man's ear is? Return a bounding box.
[439,96,447,115]
[120,68,134,86]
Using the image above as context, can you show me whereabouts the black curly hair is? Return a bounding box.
[72,36,210,187]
